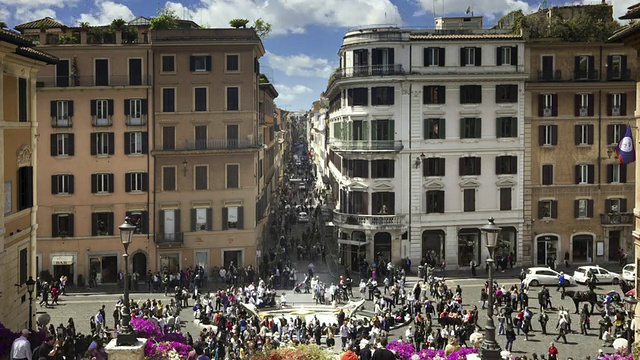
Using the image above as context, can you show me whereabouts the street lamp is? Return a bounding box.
[117,217,137,346]
[480,217,501,360]
[25,276,35,330]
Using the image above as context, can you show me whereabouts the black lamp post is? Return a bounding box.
[25,276,35,330]
[480,217,501,360]
[116,217,137,346]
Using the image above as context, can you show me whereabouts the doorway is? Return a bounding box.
[373,232,392,263]
[159,253,179,273]
[573,234,594,263]
[536,235,559,266]
[223,250,242,269]
[132,252,147,276]
[608,231,621,261]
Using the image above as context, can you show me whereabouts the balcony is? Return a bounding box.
[92,116,112,127]
[607,69,631,81]
[126,116,146,126]
[330,64,404,83]
[51,117,72,128]
[537,70,562,81]
[333,211,407,229]
[183,138,258,151]
[36,74,150,88]
[573,70,599,81]
[330,139,403,152]
[600,212,634,226]
[155,232,184,246]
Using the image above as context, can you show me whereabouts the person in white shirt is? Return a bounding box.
[10,329,32,360]
[280,293,288,307]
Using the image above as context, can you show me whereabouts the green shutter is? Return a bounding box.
[388,120,394,140]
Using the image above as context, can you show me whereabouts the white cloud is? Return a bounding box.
[274,83,313,103]
[613,0,636,20]
[77,0,135,26]
[14,7,57,23]
[266,52,335,78]
[165,0,402,35]
[416,0,533,20]
[0,0,72,7]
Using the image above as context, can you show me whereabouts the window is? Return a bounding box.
[459,157,481,176]
[424,118,445,140]
[575,94,594,117]
[91,99,113,126]
[574,124,593,145]
[344,159,368,178]
[125,172,148,192]
[125,98,147,125]
[194,87,207,111]
[161,55,175,73]
[424,158,445,177]
[226,54,239,71]
[460,85,482,104]
[226,164,239,189]
[463,189,475,212]
[19,248,27,285]
[192,208,212,231]
[575,199,593,218]
[195,165,208,190]
[190,55,212,72]
[18,78,27,122]
[423,86,445,104]
[575,164,594,184]
[574,55,595,80]
[426,190,445,214]
[460,118,481,139]
[607,124,624,144]
[162,88,175,112]
[163,126,175,150]
[538,94,557,117]
[91,132,114,156]
[350,120,366,141]
[56,59,69,87]
[495,85,518,103]
[496,46,517,66]
[542,164,554,185]
[226,87,239,110]
[227,124,239,147]
[92,212,114,236]
[195,126,207,150]
[371,87,394,105]
[95,59,109,86]
[497,117,517,138]
[50,100,73,127]
[538,125,558,146]
[347,88,368,106]
[126,211,148,234]
[17,166,32,211]
[606,198,627,213]
[129,58,142,85]
[52,213,74,237]
[424,47,444,66]
[91,173,114,193]
[607,163,627,184]
[538,200,557,219]
[500,188,512,210]
[50,133,74,157]
[125,132,147,155]
[162,167,176,191]
[371,160,394,178]
[51,174,74,195]
[223,206,244,230]
[461,47,481,66]
[607,55,628,80]
[608,93,626,116]
[495,156,517,175]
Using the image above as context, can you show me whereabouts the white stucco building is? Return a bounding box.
[323,17,526,270]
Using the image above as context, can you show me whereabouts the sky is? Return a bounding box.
[0,0,636,111]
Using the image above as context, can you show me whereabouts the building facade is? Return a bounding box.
[0,29,55,329]
[525,39,636,267]
[325,17,526,269]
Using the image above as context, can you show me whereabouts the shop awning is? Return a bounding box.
[52,255,73,265]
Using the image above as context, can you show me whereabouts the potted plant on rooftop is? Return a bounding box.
[230,19,249,28]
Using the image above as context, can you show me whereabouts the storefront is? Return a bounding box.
[373,232,391,263]
[572,234,594,263]
[159,253,180,274]
[422,230,445,264]
[223,249,243,269]
[52,255,74,285]
[89,255,118,284]
[536,234,559,266]
[496,227,517,262]
[458,228,480,266]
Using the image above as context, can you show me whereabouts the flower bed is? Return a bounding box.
[386,340,478,360]
[129,317,191,360]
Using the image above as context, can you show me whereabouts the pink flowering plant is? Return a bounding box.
[602,347,634,360]
[130,317,192,360]
[386,340,478,360]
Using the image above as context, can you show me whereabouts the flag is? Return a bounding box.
[616,125,636,165]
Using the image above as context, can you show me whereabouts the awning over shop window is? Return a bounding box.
[52,255,73,265]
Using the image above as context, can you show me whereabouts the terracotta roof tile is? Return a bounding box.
[0,29,57,64]
[14,17,66,30]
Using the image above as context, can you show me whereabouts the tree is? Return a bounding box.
[230,19,249,28]
[253,18,272,39]
[0,22,7,29]
[151,8,178,30]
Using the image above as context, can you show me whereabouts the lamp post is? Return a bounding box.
[480,217,501,360]
[25,276,35,330]
[117,217,137,346]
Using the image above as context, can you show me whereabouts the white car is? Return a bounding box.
[297,212,310,223]
[522,267,575,287]
[622,263,636,282]
[573,265,622,285]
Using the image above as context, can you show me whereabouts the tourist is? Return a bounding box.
[9,329,32,360]
[548,342,559,360]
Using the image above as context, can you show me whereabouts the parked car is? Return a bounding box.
[522,267,575,287]
[573,265,622,284]
[622,263,636,282]
[297,212,310,223]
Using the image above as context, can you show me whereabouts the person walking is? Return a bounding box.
[556,272,566,292]
[555,315,569,344]
[539,311,549,335]
[505,324,516,352]
[580,304,591,335]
